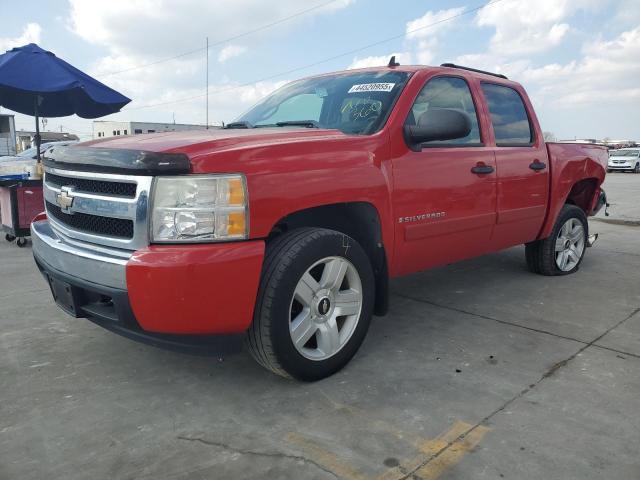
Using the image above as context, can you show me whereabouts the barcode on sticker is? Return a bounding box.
[348,83,396,93]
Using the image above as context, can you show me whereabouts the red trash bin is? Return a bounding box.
[0,178,44,247]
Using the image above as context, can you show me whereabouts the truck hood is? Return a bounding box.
[80,127,349,156]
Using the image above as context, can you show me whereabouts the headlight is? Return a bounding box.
[150,174,248,242]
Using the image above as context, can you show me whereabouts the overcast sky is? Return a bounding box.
[1,0,639,141]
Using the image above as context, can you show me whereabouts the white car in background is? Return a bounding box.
[0,141,79,176]
[608,148,640,173]
[0,140,78,163]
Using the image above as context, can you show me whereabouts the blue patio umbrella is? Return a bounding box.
[0,43,131,161]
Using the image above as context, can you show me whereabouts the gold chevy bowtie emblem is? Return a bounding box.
[56,187,75,213]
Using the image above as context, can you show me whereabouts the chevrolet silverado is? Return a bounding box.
[32,62,608,380]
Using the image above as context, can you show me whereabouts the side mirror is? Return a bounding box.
[404,109,472,151]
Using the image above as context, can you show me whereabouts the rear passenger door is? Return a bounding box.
[480,83,549,248]
[392,75,497,276]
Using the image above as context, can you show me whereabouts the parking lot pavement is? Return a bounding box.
[599,173,640,224]
[1,220,639,479]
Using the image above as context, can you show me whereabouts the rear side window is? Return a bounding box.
[481,83,533,146]
[407,76,481,145]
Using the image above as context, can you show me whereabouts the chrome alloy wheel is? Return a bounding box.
[555,218,585,272]
[289,256,363,361]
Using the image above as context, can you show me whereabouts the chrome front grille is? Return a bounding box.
[43,167,153,251]
[46,201,135,238]
[45,172,137,198]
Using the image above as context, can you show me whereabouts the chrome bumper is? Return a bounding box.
[31,220,130,290]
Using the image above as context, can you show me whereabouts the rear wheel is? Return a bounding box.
[246,228,374,381]
[525,204,588,276]
[634,163,640,173]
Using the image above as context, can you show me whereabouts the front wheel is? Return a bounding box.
[634,163,640,174]
[246,228,374,381]
[525,204,588,276]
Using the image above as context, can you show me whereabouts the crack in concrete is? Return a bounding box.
[396,306,640,480]
[392,291,640,360]
[591,217,640,227]
[591,344,640,360]
[176,436,339,479]
[596,248,640,258]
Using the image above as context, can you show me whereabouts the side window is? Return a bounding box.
[254,93,323,126]
[481,83,533,146]
[407,76,481,145]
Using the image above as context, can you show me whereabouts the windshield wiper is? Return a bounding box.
[275,120,320,128]
[224,121,253,129]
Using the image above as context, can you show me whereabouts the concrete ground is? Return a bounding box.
[1,177,639,479]
[598,172,640,224]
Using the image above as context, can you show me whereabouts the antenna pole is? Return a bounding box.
[206,36,209,129]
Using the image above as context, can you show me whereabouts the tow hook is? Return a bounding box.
[587,233,599,247]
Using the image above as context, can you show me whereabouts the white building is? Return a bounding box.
[93,121,210,139]
[0,114,17,156]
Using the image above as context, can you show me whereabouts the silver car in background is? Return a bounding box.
[608,148,640,173]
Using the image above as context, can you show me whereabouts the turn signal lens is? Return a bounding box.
[228,178,245,206]
[227,212,246,236]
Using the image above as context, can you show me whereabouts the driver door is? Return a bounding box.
[391,75,497,276]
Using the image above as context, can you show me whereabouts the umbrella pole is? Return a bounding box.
[34,98,41,162]
[34,98,43,178]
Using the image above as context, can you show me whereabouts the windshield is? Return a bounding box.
[611,150,639,157]
[235,71,411,135]
[16,143,56,158]
[17,146,37,158]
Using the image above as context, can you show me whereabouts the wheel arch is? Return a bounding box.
[564,177,600,213]
[539,177,600,239]
[267,202,389,316]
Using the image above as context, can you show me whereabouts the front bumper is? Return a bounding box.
[31,220,265,354]
[608,164,635,171]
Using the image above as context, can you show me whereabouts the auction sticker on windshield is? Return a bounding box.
[348,83,396,93]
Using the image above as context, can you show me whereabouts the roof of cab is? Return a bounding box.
[304,63,520,87]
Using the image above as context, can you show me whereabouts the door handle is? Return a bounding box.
[471,164,494,174]
[529,160,547,171]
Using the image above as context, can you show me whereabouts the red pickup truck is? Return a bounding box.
[32,62,608,380]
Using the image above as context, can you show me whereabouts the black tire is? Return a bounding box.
[16,237,27,247]
[634,163,640,174]
[246,227,375,381]
[5,233,16,242]
[525,204,588,276]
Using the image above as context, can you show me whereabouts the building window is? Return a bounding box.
[123,130,128,135]
[116,130,121,135]
[147,130,155,133]
[113,131,116,136]
[134,129,142,134]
